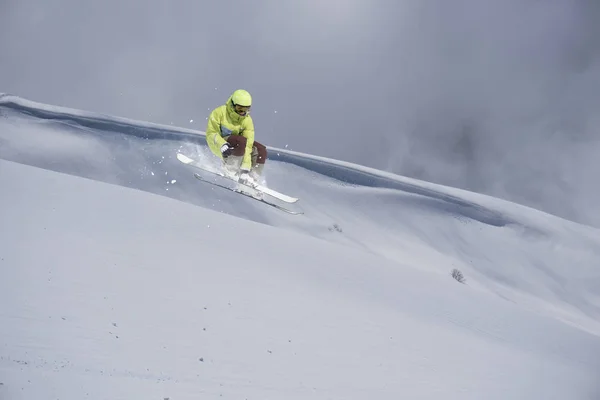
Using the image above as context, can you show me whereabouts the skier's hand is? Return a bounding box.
[220,143,234,158]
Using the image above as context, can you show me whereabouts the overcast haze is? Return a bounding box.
[1,0,599,226]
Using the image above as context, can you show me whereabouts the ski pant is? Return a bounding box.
[225,135,268,166]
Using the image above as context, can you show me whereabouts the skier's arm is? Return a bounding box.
[205,110,227,150]
[240,117,255,171]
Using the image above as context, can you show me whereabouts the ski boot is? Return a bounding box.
[221,155,242,180]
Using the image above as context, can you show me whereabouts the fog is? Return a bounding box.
[1,0,599,226]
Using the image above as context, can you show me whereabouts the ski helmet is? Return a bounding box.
[231,89,252,107]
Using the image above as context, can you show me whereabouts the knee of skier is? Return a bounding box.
[256,143,267,164]
[227,135,247,148]
[226,135,247,156]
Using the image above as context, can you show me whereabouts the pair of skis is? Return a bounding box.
[176,153,302,215]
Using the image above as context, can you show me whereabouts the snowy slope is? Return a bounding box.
[1,94,600,399]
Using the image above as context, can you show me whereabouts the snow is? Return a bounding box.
[1,94,600,399]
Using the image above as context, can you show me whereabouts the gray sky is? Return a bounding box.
[1,0,599,226]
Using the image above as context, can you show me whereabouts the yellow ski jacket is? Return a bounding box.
[205,94,255,171]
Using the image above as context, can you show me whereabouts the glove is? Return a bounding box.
[220,143,234,158]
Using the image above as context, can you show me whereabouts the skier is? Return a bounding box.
[205,89,267,187]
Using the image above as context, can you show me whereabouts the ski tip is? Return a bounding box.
[176,152,194,164]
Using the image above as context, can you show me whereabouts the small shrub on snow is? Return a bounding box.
[451,268,466,284]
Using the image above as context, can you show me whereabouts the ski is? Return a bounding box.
[176,152,299,204]
[193,173,303,215]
